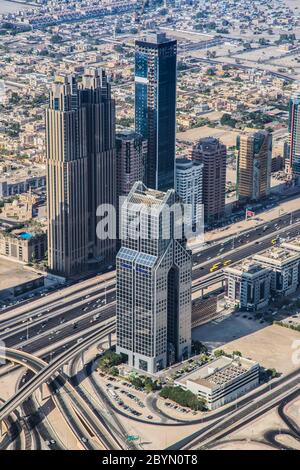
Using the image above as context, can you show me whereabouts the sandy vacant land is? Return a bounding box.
[211,407,296,450]
[0,256,42,291]
[211,441,276,450]
[194,319,300,374]
[221,324,300,374]
[285,397,300,425]
[177,125,240,146]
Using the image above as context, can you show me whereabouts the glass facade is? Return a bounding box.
[135,34,177,192]
[116,182,192,374]
[289,94,300,176]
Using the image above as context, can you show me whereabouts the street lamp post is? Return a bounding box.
[27,317,32,341]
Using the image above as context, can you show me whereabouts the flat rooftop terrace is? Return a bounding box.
[255,246,300,264]
[176,356,257,391]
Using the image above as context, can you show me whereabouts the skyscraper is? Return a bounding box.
[237,130,272,203]
[175,158,203,232]
[46,69,116,277]
[192,137,226,224]
[116,182,192,374]
[46,74,88,277]
[79,68,116,263]
[116,130,147,197]
[135,32,177,192]
[288,92,300,178]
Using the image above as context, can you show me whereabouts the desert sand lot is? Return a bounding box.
[0,256,43,291]
[211,441,276,450]
[286,397,300,424]
[211,404,300,450]
[177,125,240,146]
[194,318,300,374]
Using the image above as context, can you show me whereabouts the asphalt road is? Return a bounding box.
[2,215,300,363]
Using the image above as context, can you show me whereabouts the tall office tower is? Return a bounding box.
[46,69,116,277]
[116,182,192,374]
[192,137,226,224]
[79,68,116,263]
[288,92,300,179]
[237,130,272,203]
[116,130,147,197]
[46,74,89,277]
[135,32,177,192]
[175,158,203,232]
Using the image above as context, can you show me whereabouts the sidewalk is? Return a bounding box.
[204,195,300,244]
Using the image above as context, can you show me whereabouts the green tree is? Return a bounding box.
[160,386,206,411]
[214,349,227,358]
[232,350,242,357]
[109,366,119,377]
[192,340,208,355]
[98,351,124,371]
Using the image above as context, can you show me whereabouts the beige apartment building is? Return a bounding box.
[0,230,46,264]
[192,137,226,224]
[237,130,272,203]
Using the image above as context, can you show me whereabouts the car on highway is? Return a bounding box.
[223,260,231,267]
[210,262,222,273]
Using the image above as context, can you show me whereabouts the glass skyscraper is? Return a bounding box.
[116,182,192,374]
[135,32,177,192]
[289,93,300,177]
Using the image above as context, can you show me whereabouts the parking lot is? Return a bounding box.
[100,374,155,421]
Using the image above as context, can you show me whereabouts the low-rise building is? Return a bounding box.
[1,191,39,221]
[0,172,46,198]
[175,355,260,410]
[0,229,47,264]
[224,259,271,311]
[254,246,300,296]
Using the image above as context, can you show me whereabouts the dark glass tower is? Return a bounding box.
[289,93,300,177]
[135,32,177,192]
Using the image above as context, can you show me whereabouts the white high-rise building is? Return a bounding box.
[175,158,203,232]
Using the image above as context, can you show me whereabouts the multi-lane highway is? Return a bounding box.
[192,212,300,279]
[1,212,300,450]
[2,215,300,360]
[0,323,128,451]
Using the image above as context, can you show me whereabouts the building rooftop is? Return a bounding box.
[175,157,203,169]
[127,182,175,208]
[225,258,268,276]
[145,32,171,45]
[176,356,258,391]
[116,129,142,141]
[282,237,300,252]
[193,136,225,153]
[0,164,45,185]
[254,246,300,265]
